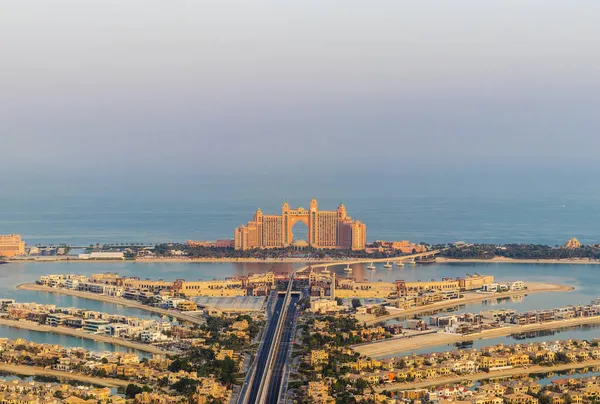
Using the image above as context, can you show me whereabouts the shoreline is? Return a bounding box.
[374,359,600,392]
[16,283,205,326]
[437,257,600,265]
[8,256,600,265]
[7,257,326,264]
[0,363,131,388]
[354,315,600,359]
[0,318,173,355]
[361,281,574,326]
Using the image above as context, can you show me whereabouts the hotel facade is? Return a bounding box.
[234,198,367,250]
[0,234,25,257]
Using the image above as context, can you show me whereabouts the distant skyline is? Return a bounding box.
[2,0,600,178]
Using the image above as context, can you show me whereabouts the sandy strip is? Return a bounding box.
[8,257,326,264]
[437,257,600,265]
[374,359,600,392]
[17,283,205,326]
[0,363,131,387]
[362,282,573,326]
[8,251,437,264]
[354,316,600,359]
[0,318,173,355]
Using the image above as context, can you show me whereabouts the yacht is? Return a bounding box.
[383,261,393,269]
[344,264,352,272]
[367,262,376,270]
[396,262,404,267]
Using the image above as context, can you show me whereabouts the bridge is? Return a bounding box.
[316,250,440,270]
[239,265,307,404]
[239,250,441,403]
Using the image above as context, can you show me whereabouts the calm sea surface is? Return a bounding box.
[3,171,600,246]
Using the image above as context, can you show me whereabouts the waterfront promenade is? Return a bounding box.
[17,283,205,326]
[354,315,600,358]
[0,318,172,355]
[0,363,131,388]
[360,281,573,326]
[374,359,600,392]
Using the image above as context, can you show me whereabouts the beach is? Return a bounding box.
[354,315,600,359]
[11,255,600,265]
[437,257,600,265]
[0,363,131,388]
[374,359,600,392]
[17,283,206,326]
[360,282,574,326]
[0,318,172,355]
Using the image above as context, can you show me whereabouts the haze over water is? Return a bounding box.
[4,169,600,247]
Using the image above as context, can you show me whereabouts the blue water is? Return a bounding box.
[3,171,600,246]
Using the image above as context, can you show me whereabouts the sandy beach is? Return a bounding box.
[354,315,600,359]
[374,359,600,392]
[360,282,573,326]
[437,257,600,265]
[10,255,600,265]
[8,256,327,264]
[0,318,172,355]
[0,363,131,387]
[17,283,205,326]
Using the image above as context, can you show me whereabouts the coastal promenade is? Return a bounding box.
[360,281,573,326]
[0,363,131,388]
[0,318,173,355]
[354,315,600,359]
[374,359,600,392]
[17,283,205,326]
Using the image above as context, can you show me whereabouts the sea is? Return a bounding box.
[2,169,600,358]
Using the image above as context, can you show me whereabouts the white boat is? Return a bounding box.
[397,262,404,267]
[367,262,376,270]
[383,261,392,269]
[344,264,352,272]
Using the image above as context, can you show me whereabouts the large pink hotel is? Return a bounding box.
[234,198,366,251]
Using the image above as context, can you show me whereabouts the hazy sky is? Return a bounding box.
[2,0,600,176]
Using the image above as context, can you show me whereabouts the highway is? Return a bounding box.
[265,293,299,403]
[242,252,442,403]
[246,294,285,403]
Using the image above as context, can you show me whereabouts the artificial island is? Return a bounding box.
[2,200,600,404]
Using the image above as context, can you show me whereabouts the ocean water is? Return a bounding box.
[3,170,600,246]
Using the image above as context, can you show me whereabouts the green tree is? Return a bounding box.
[219,356,237,387]
[125,384,143,398]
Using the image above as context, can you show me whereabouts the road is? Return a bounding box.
[246,294,286,403]
[265,294,299,404]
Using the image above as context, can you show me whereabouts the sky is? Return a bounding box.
[2,0,600,178]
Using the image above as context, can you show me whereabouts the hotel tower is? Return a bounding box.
[234,198,366,250]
